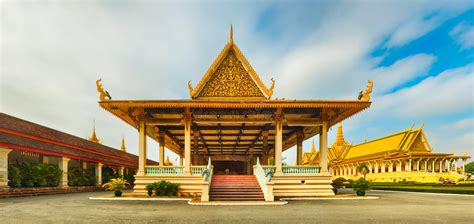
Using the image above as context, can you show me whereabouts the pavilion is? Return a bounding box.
[303,123,471,183]
[97,26,372,201]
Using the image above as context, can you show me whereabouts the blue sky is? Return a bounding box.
[2,0,473,165]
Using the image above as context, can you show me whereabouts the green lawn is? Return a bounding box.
[371,185,474,195]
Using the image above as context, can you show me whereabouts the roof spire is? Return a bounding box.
[88,120,101,144]
[310,139,316,153]
[120,134,126,152]
[229,23,233,44]
[336,122,345,146]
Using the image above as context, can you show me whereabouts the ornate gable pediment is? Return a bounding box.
[188,25,274,100]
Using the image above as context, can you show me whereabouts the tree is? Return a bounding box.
[357,163,370,179]
[465,161,474,174]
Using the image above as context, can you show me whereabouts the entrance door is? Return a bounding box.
[212,161,246,175]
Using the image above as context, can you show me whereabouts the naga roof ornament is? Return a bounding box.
[358,80,373,101]
[96,78,112,101]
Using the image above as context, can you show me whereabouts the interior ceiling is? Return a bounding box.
[146,107,330,156]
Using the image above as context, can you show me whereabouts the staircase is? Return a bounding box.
[210,175,265,201]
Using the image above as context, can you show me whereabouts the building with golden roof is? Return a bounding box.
[326,123,470,182]
[96,25,373,201]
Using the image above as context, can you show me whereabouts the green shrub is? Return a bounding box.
[151,181,180,196]
[353,178,370,196]
[8,165,22,187]
[332,177,346,193]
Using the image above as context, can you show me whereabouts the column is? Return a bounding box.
[82,161,87,170]
[248,147,254,175]
[431,159,436,173]
[59,157,70,188]
[180,153,184,166]
[274,113,283,175]
[424,159,428,172]
[42,156,49,164]
[159,132,165,166]
[462,159,466,173]
[388,161,393,172]
[95,163,103,186]
[119,167,125,176]
[416,159,420,171]
[184,114,192,174]
[396,160,402,172]
[296,132,303,165]
[381,162,386,173]
[319,121,329,173]
[439,159,444,173]
[374,161,379,174]
[352,164,356,176]
[0,147,12,188]
[454,159,458,172]
[137,121,147,176]
[407,159,412,172]
[262,130,269,165]
[193,130,199,165]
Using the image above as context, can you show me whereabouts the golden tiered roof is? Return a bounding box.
[95,25,373,157]
[188,25,275,100]
[302,139,320,165]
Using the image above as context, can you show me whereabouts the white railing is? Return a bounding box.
[282,166,320,174]
[254,157,274,201]
[192,166,207,175]
[145,166,184,175]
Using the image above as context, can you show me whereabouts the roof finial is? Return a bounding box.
[88,119,102,144]
[229,23,233,44]
[311,139,316,153]
[336,122,345,146]
[120,134,126,152]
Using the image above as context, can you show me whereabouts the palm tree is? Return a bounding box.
[357,163,370,179]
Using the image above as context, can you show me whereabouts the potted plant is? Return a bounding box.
[353,178,370,196]
[102,178,129,197]
[146,183,154,196]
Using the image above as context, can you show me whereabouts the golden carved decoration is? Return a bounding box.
[196,51,265,98]
[268,78,275,98]
[188,80,194,99]
[96,79,111,101]
[358,80,373,101]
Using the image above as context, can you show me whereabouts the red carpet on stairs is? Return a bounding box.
[210,175,265,201]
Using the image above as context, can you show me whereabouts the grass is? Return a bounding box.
[371,185,474,195]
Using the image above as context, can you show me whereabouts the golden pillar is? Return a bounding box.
[296,132,304,165]
[137,121,147,176]
[184,113,192,174]
[159,132,165,166]
[319,122,328,173]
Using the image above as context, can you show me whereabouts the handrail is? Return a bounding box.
[255,157,274,201]
[202,157,213,182]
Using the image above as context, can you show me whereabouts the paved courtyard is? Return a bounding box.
[0,189,472,224]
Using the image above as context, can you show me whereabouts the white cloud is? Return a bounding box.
[376,64,474,117]
[1,1,473,165]
[371,54,436,94]
[450,21,474,50]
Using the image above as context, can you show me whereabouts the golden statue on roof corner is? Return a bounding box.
[188,80,194,99]
[268,78,275,99]
[358,80,373,101]
[96,78,112,101]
